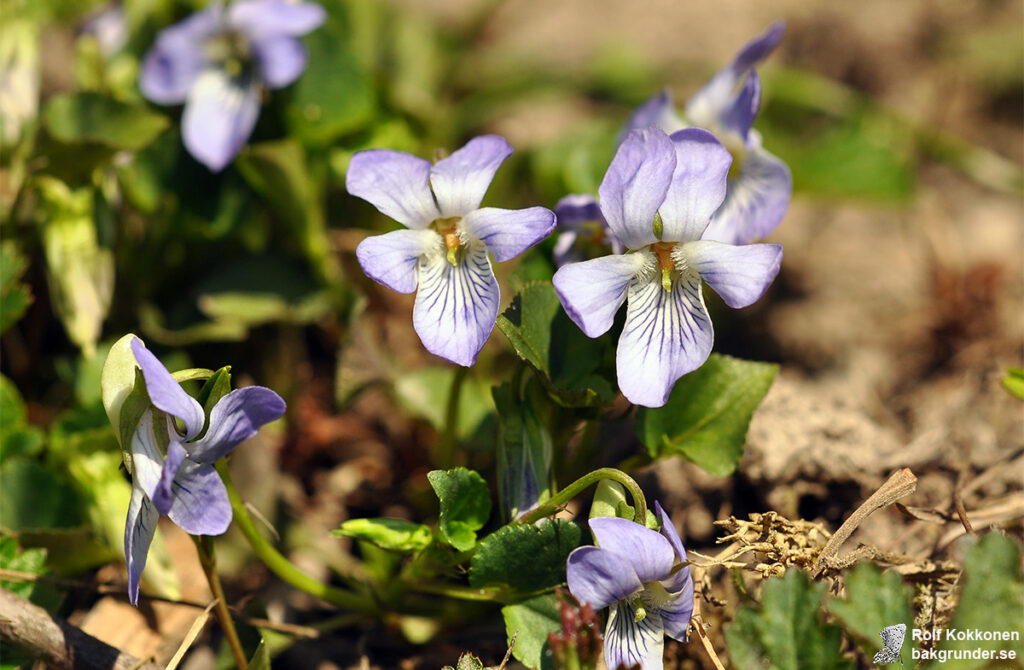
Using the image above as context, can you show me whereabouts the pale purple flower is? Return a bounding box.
[347,135,556,366]
[622,21,791,246]
[139,0,325,171]
[125,338,285,604]
[567,503,694,670]
[553,128,782,408]
[552,194,624,267]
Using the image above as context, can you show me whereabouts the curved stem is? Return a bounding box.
[216,461,379,615]
[516,467,648,526]
[193,536,248,670]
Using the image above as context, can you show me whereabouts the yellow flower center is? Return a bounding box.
[434,217,462,265]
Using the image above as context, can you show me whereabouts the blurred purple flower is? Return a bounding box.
[139,0,325,171]
[80,5,128,57]
[347,135,556,366]
[622,21,791,246]
[125,338,285,605]
[566,503,694,670]
[553,128,781,407]
[552,194,624,267]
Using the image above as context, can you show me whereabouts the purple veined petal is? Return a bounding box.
[566,546,642,610]
[131,338,205,440]
[152,441,187,516]
[429,135,513,218]
[124,482,158,606]
[589,516,675,584]
[412,240,499,367]
[716,71,761,141]
[554,193,603,230]
[228,0,326,40]
[346,149,440,230]
[683,240,782,309]
[620,89,686,139]
[659,571,695,642]
[605,600,666,670]
[357,229,442,294]
[553,251,650,338]
[654,501,687,564]
[599,128,676,250]
[165,460,232,536]
[130,409,169,502]
[188,386,287,463]
[617,271,713,408]
[138,6,221,105]
[657,128,732,243]
[702,141,792,245]
[182,68,261,172]
[460,206,556,263]
[252,35,308,89]
[684,21,784,131]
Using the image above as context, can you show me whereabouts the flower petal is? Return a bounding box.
[228,0,326,40]
[181,68,261,172]
[131,338,205,440]
[657,128,732,243]
[683,240,782,309]
[124,483,158,606]
[412,240,499,366]
[566,546,642,610]
[617,272,713,408]
[553,251,650,338]
[429,135,513,217]
[152,441,187,516]
[554,193,603,230]
[346,149,440,229]
[620,89,686,138]
[605,600,666,670]
[460,206,556,263]
[716,71,760,141]
[589,517,675,584]
[166,461,232,536]
[357,229,442,294]
[659,572,694,642]
[702,141,792,245]
[684,21,784,131]
[252,35,308,89]
[187,387,286,463]
[599,128,676,250]
[654,502,687,564]
[138,7,220,105]
[129,410,166,503]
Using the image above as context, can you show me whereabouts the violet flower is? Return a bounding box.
[139,0,325,171]
[567,503,694,670]
[125,338,285,604]
[553,128,782,408]
[347,135,556,366]
[552,194,624,267]
[622,21,791,246]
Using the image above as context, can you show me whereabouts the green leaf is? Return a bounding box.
[285,15,374,145]
[394,367,494,442]
[0,460,86,531]
[248,639,270,670]
[0,241,32,334]
[197,366,232,420]
[428,468,491,552]
[635,353,777,476]
[469,519,581,592]
[724,570,853,670]
[924,532,1024,669]
[332,518,432,553]
[827,562,914,660]
[497,282,615,407]
[0,375,44,464]
[0,537,60,610]
[1002,367,1024,400]
[43,91,168,151]
[492,379,552,522]
[501,594,560,670]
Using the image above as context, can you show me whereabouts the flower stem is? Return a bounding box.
[516,467,648,526]
[215,461,379,615]
[192,536,248,670]
[436,366,469,468]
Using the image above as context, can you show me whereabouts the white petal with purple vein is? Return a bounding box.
[429,135,513,218]
[702,141,792,245]
[605,600,666,670]
[683,240,782,309]
[346,150,440,229]
[658,129,732,243]
[566,546,642,611]
[460,206,555,263]
[553,251,651,338]
[356,229,442,294]
[588,516,675,584]
[166,460,232,536]
[599,129,675,250]
[124,482,158,605]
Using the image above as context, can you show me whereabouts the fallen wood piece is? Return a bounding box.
[0,587,162,670]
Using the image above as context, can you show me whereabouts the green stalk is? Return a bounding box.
[216,461,378,615]
[436,366,469,468]
[193,536,248,670]
[516,467,648,526]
